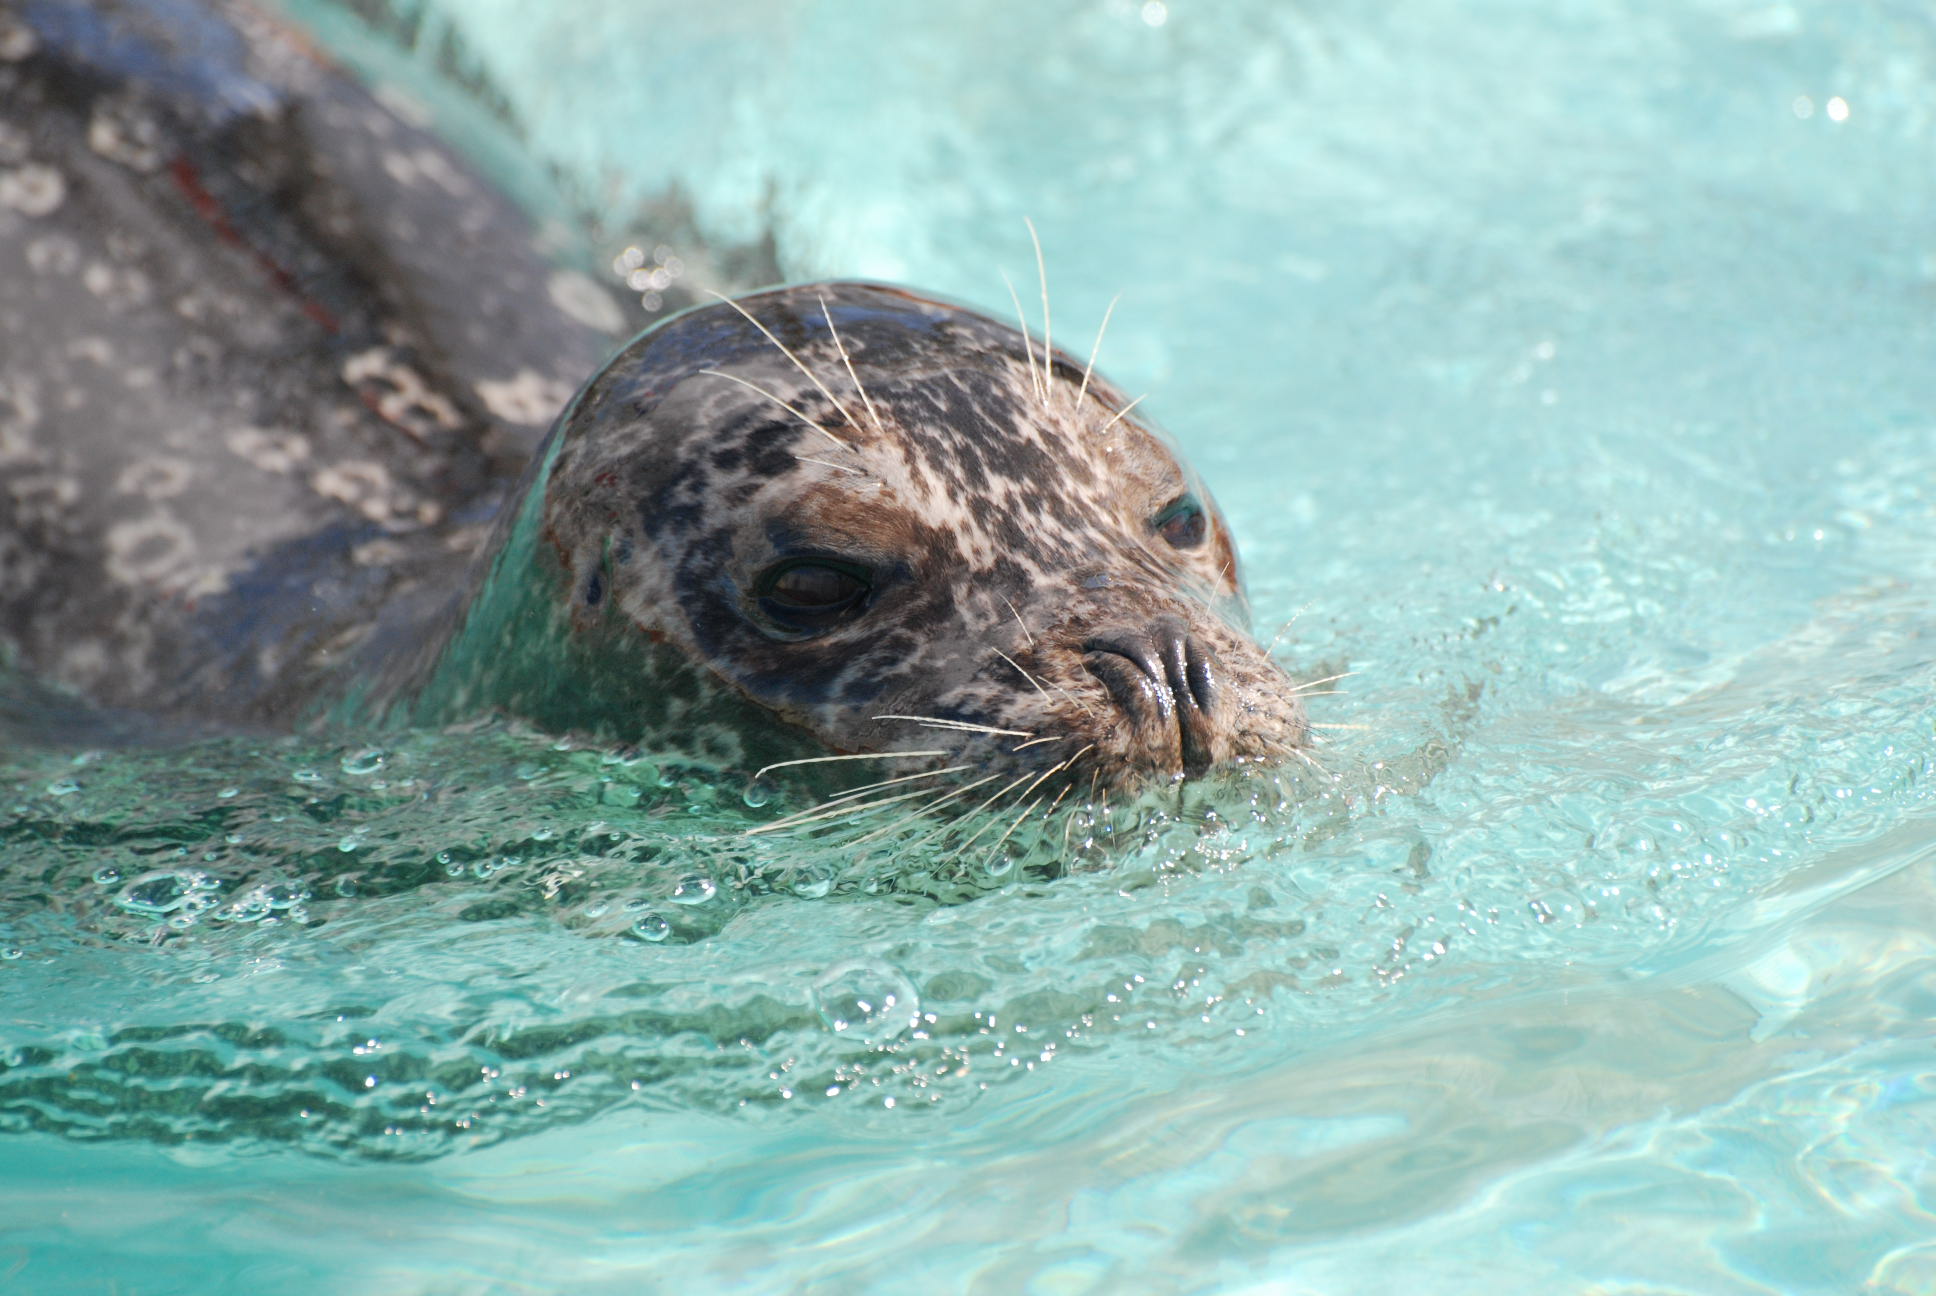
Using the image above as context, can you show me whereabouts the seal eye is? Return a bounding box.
[754,558,873,635]
[1153,495,1207,549]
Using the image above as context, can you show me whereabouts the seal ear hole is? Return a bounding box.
[752,558,874,637]
[1153,495,1207,550]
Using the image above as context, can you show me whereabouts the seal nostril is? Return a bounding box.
[1082,615,1221,777]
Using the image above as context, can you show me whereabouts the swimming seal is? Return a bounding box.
[1,0,1311,794]
[381,281,1312,791]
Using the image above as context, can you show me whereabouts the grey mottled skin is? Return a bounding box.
[0,0,629,730]
[379,283,1310,788]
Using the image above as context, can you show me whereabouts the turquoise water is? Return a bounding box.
[5,0,1936,1291]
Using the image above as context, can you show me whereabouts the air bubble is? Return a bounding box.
[117,870,220,915]
[670,875,716,905]
[811,961,920,1042]
[742,782,770,809]
[788,866,835,899]
[630,914,671,943]
[46,778,79,797]
[92,866,121,886]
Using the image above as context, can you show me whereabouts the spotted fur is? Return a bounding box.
[399,283,1309,792]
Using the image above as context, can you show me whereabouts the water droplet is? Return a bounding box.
[92,866,121,886]
[630,913,671,943]
[1,948,22,961]
[45,778,79,797]
[670,875,716,905]
[811,961,920,1042]
[340,749,386,776]
[291,769,322,784]
[217,786,239,799]
[337,836,360,852]
[741,781,770,809]
[335,877,360,898]
[787,866,835,899]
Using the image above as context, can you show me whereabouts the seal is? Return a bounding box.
[0,0,1312,801]
[376,282,1312,797]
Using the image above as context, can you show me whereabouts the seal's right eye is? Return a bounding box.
[753,559,873,636]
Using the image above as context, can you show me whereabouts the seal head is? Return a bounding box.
[398,282,1309,792]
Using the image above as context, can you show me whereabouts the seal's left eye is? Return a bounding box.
[754,559,873,635]
[1153,495,1206,549]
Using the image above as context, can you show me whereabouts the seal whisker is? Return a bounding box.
[753,749,951,780]
[698,368,850,452]
[1025,216,1053,407]
[953,748,1088,865]
[979,791,1049,871]
[818,292,887,437]
[745,782,950,836]
[851,773,1005,847]
[1291,671,1356,693]
[707,290,864,433]
[1096,394,1147,436]
[795,455,865,475]
[1001,271,1047,404]
[999,594,1035,649]
[1010,734,1068,752]
[873,714,1035,738]
[820,763,975,802]
[924,765,1054,858]
[990,645,1053,702]
[1265,600,1317,656]
[1307,721,1368,730]
[1076,292,1121,412]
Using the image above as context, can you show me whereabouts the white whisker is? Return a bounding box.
[819,292,887,437]
[818,764,975,804]
[999,594,1034,648]
[753,749,948,781]
[707,291,862,433]
[698,368,849,452]
[745,784,943,836]
[795,455,864,475]
[1307,722,1368,730]
[981,793,1047,870]
[1001,271,1046,404]
[853,773,1003,847]
[1010,734,1068,752]
[1096,393,1146,436]
[1292,672,1357,693]
[1025,216,1052,404]
[989,646,1052,702]
[1076,292,1120,411]
[873,714,1034,738]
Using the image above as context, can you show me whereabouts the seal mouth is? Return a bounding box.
[1080,613,1221,779]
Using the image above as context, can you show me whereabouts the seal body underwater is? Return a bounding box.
[0,0,1311,794]
[0,0,632,729]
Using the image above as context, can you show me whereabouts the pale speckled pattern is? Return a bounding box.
[0,0,628,725]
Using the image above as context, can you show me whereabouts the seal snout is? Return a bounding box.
[1081,613,1221,777]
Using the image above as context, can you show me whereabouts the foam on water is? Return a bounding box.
[4,0,1936,1291]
